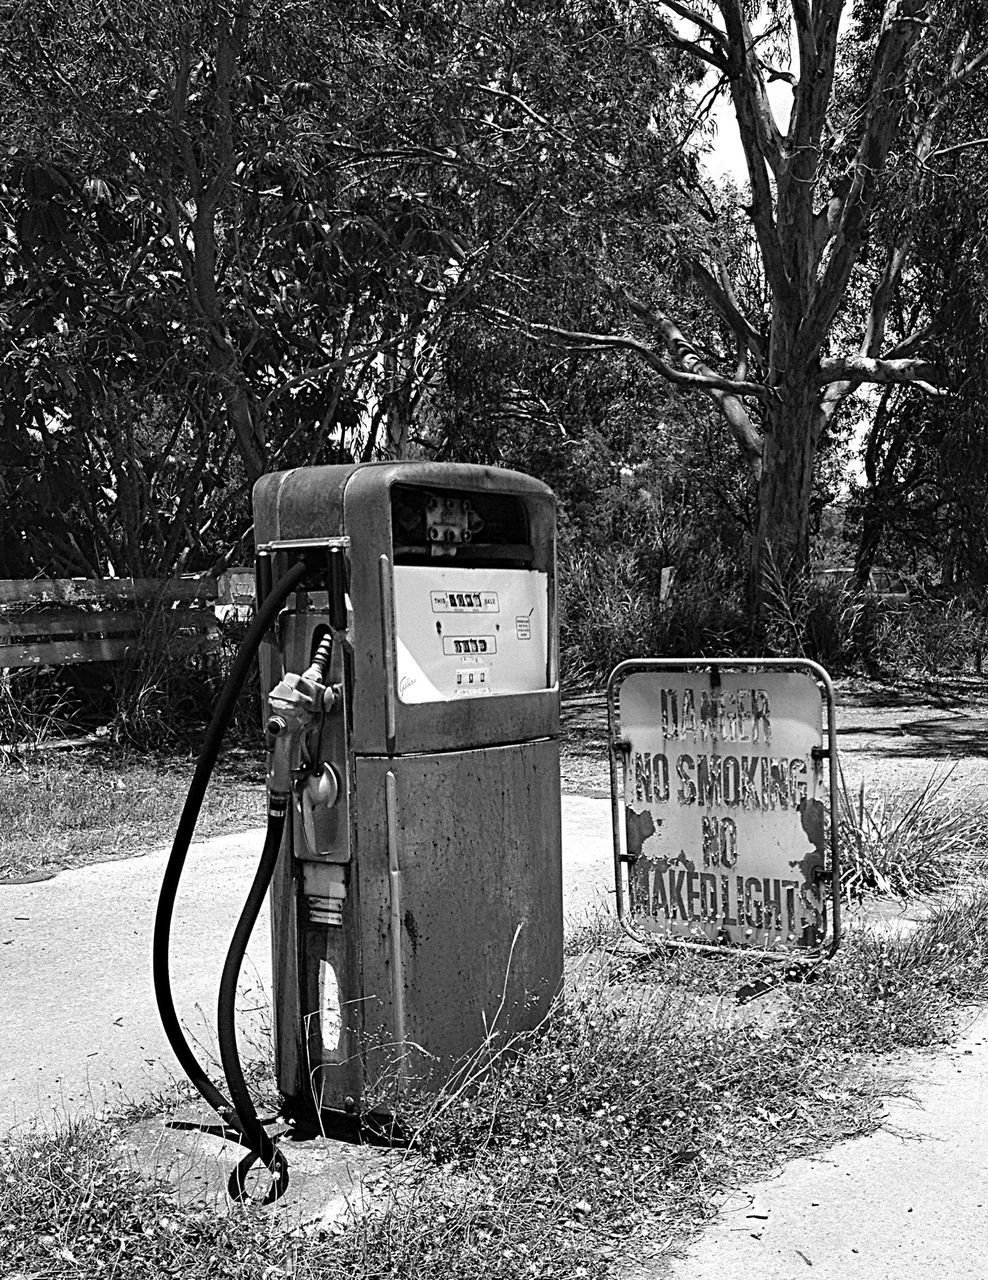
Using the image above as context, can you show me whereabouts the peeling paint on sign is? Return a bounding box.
[618,671,827,950]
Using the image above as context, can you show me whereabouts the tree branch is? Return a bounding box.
[861,241,911,359]
[259,315,443,415]
[656,28,729,73]
[883,325,937,360]
[806,0,929,351]
[710,2,791,303]
[944,44,988,94]
[462,81,574,145]
[503,296,767,474]
[926,135,988,162]
[501,305,766,401]
[717,0,786,176]
[691,260,766,364]
[655,0,728,48]
[818,354,942,391]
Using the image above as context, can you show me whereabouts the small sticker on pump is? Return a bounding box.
[515,615,532,640]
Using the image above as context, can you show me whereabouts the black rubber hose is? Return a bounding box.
[218,798,290,1202]
[152,561,307,1161]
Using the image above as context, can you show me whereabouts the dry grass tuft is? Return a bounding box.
[837,765,988,899]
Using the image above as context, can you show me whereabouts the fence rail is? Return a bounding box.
[0,576,224,670]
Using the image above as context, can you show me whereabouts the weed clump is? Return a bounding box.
[385,951,873,1265]
[812,888,988,1053]
[0,1119,290,1278]
[837,767,988,899]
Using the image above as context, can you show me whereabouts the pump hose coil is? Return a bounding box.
[152,559,307,1204]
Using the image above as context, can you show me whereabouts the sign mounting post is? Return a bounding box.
[607,659,840,958]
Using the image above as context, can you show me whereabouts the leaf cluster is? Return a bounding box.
[0,0,710,577]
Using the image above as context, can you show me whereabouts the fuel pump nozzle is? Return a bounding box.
[264,635,342,799]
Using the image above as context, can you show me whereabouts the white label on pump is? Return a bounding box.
[318,960,343,1053]
[393,565,550,703]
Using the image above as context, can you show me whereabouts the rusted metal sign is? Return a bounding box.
[607,660,840,956]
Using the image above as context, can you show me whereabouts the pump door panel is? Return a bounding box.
[354,738,562,1091]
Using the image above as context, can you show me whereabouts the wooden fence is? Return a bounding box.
[0,576,225,670]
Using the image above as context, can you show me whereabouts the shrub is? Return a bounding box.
[105,607,261,750]
[870,594,988,677]
[558,543,747,686]
[0,667,78,755]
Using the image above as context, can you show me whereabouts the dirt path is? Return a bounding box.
[560,674,988,800]
[829,674,988,797]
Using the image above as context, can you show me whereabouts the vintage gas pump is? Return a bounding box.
[252,462,563,1127]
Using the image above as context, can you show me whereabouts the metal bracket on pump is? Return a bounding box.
[255,538,348,633]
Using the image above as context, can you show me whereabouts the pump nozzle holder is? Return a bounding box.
[264,667,343,797]
[265,714,295,796]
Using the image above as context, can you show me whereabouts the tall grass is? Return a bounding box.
[0,667,79,753]
[759,549,873,670]
[0,607,259,758]
[837,766,988,899]
[760,555,988,678]
[108,608,256,750]
[871,594,988,677]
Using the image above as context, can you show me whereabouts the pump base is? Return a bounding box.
[279,1097,410,1148]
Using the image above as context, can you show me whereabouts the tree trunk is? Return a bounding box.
[223,376,267,486]
[853,497,887,589]
[751,381,819,595]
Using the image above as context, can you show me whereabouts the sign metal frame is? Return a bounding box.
[607,658,841,959]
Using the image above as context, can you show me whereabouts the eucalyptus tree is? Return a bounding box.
[521,1,988,591]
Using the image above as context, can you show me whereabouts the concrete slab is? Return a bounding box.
[560,793,617,927]
[122,1103,399,1226]
[0,796,615,1133]
[663,1013,988,1280]
[0,830,276,1133]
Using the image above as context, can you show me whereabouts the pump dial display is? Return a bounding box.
[394,566,550,702]
[431,591,499,613]
[443,636,496,656]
